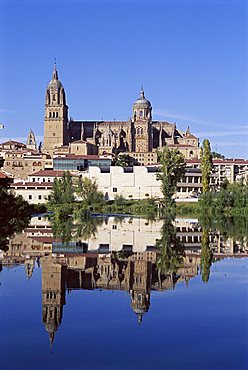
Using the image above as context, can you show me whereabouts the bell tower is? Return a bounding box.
[132,88,153,152]
[43,62,69,155]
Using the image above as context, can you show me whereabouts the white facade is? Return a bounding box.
[10,183,52,204]
[81,166,163,200]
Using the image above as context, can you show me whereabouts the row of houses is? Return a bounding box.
[7,157,248,204]
[1,140,248,204]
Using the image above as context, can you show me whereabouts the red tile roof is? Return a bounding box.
[0,140,26,146]
[0,171,9,179]
[30,170,69,177]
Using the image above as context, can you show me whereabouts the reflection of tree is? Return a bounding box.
[50,207,74,244]
[200,213,248,262]
[156,215,185,277]
[75,210,103,239]
[50,207,104,244]
[0,189,33,251]
[200,227,213,283]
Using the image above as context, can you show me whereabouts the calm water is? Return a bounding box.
[0,215,247,370]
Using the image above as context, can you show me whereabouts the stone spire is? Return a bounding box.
[52,59,58,80]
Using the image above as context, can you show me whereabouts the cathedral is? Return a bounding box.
[43,63,199,160]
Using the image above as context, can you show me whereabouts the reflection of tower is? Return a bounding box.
[129,257,151,324]
[41,256,66,350]
[25,258,35,279]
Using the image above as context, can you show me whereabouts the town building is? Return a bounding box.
[186,158,248,186]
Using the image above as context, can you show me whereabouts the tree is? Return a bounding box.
[0,188,33,251]
[211,151,225,159]
[49,172,74,205]
[77,177,104,209]
[113,154,134,167]
[156,147,185,208]
[200,139,213,193]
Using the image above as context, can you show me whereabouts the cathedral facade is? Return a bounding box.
[43,64,199,160]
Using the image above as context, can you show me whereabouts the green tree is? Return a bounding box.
[211,151,225,159]
[114,154,133,167]
[49,172,74,205]
[0,188,34,251]
[200,139,213,193]
[77,177,104,210]
[156,147,185,208]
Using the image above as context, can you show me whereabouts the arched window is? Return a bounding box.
[53,94,56,101]
[140,110,143,117]
[140,128,143,135]
[49,112,52,118]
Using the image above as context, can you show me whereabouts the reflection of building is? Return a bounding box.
[2,215,248,346]
[42,255,66,349]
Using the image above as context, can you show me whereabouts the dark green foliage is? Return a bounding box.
[200,227,213,283]
[156,214,185,275]
[75,210,104,239]
[0,188,34,251]
[49,172,74,205]
[199,182,248,214]
[156,147,186,208]
[211,151,225,159]
[113,154,134,167]
[114,194,125,206]
[49,207,104,243]
[77,177,104,211]
[50,207,74,244]
[200,139,213,193]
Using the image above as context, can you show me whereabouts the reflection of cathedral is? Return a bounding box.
[42,256,66,349]
[40,249,198,345]
[43,63,199,158]
[2,215,248,348]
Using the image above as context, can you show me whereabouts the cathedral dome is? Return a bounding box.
[48,63,63,90]
[133,88,151,108]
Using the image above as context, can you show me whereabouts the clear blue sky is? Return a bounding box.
[0,0,247,158]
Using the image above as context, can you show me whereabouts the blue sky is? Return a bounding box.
[0,0,247,158]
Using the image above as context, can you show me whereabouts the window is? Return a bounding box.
[53,94,56,101]
[112,225,117,230]
[53,133,56,137]
[140,110,143,117]
[113,187,117,192]
[29,195,32,200]
[38,195,42,200]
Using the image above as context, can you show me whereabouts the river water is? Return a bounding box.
[0,215,247,370]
